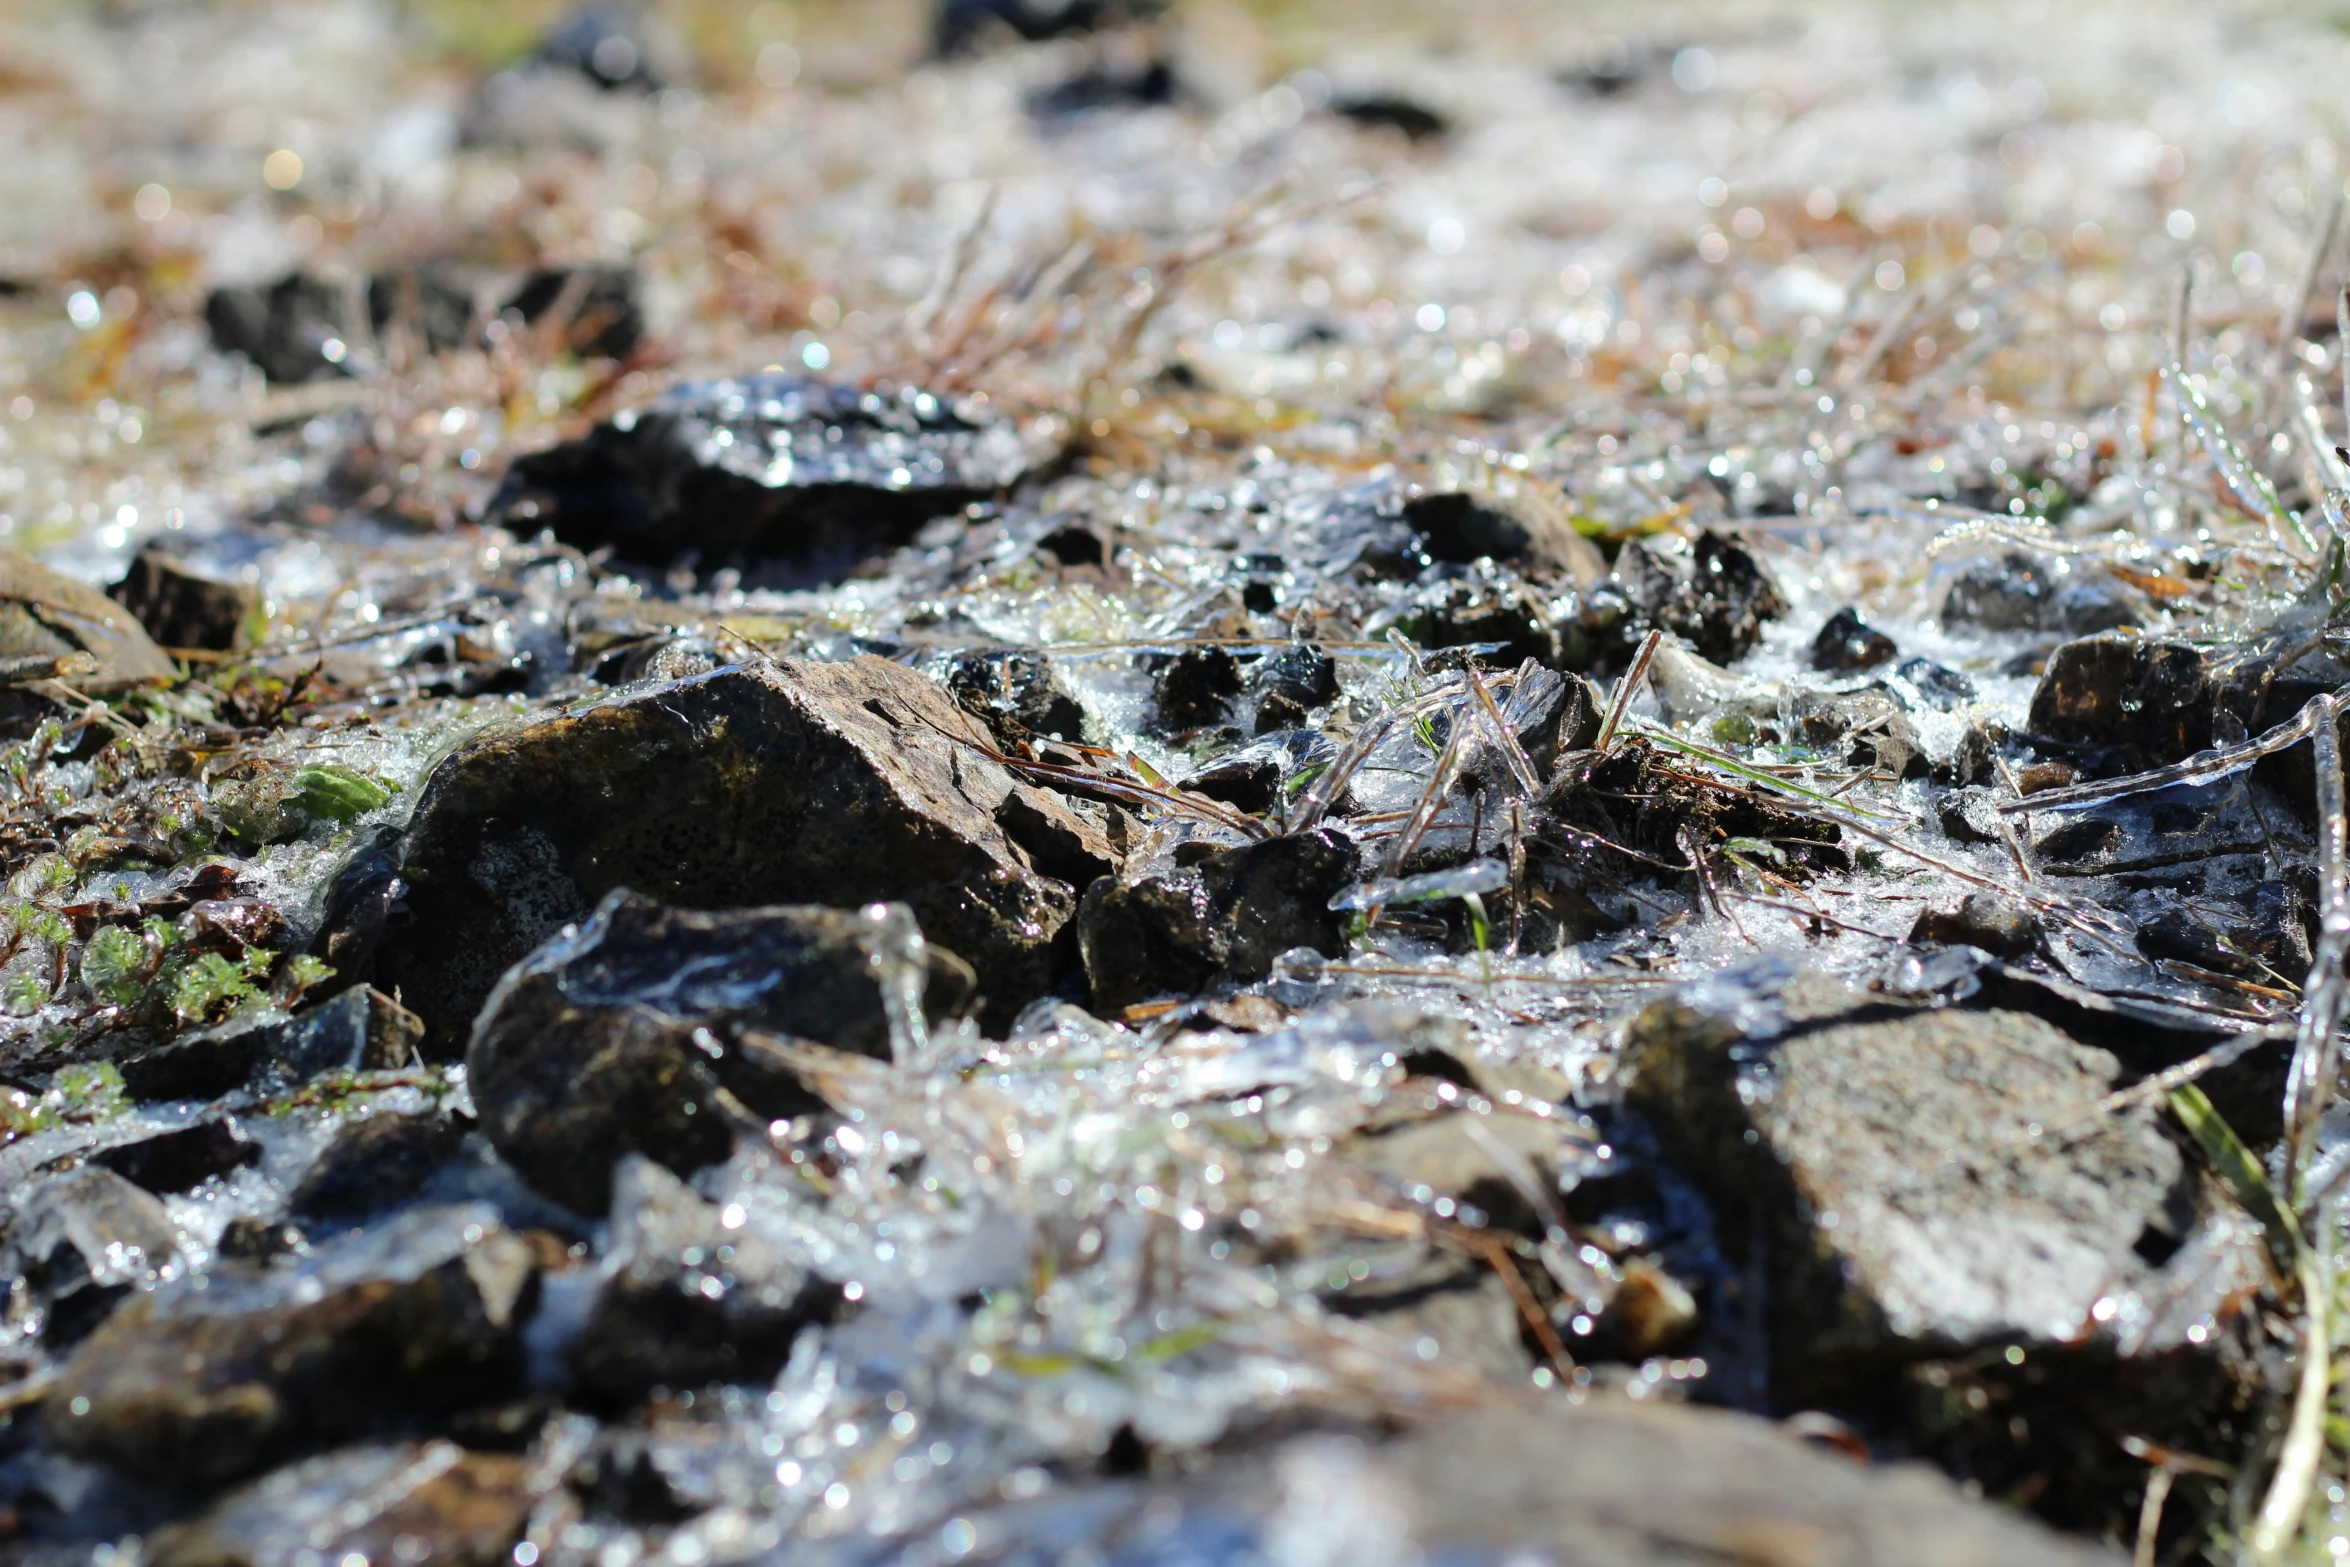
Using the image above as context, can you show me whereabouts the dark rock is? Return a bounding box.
[93,1118,259,1194]
[2244,879,2315,983]
[569,1156,837,1404]
[939,646,1091,749]
[1254,689,1310,733]
[2028,635,2216,773]
[501,265,643,360]
[365,266,476,355]
[936,0,1163,54]
[204,272,356,386]
[147,1441,537,1567]
[5,1166,180,1348]
[290,1110,470,1218]
[1809,606,1897,672]
[1909,893,2041,959]
[1153,645,1244,731]
[216,1218,307,1262]
[1252,642,1339,711]
[1942,551,2145,635]
[109,548,259,653]
[119,986,422,1102]
[0,547,177,687]
[1934,787,2002,846]
[1179,753,1282,817]
[467,890,974,1214]
[1785,687,1924,777]
[1035,522,1104,566]
[307,832,412,997]
[1031,57,1179,117]
[1625,963,2255,1527]
[379,657,1114,1043]
[2035,814,2120,864]
[1329,93,1451,140]
[46,1205,537,1489]
[1888,656,1977,711]
[1614,530,1787,667]
[494,375,1045,579]
[539,2,674,90]
[1397,570,1561,670]
[1941,722,2000,786]
[1405,491,1534,562]
[1076,829,1358,1011]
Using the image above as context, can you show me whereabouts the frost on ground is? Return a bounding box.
[2,0,2350,1563]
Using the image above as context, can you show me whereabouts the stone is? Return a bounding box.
[1341,1106,1589,1238]
[501,265,643,360]
[147,1441,538,1567]
[109,548,259,653]
[1328,93,1452,140]
[290,1110,470,1218]
[1811,605,1898,672]
[378,657,1116,1043]
[2035,815,2120,864]
[467,890,972,1214]
[937,646,1091,749]
[203,272,353,386]
[1400,567,1562,670]
[1319,1253,1532,1381]
[1935,786,2002,845]
[1405,491,1536,562]
[119,986,423,1102]
[366,265,476,354]
[1077,830,1359,1011]
[1908,893,2042,960]
[494,375,1046,578]
[1178,751,1282,817]
[537,1,678,90]
[1251,642,1339,712]
[1153,646,1243,731]
[568,1156,837,1404]
[2028,635,2218,773]
[46,1205,537,1489]
[92,1118,259,1194]
[1943,551,2146,635]
[935,0,1163,54]
[0,547,176,688]
[1888,656,1978,712]
[4,1166,181,1348]
[1614,530,1788,667]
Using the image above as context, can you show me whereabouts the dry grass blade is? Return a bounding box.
[920,716,1272,841]
[1594,629,1662,755]
[2286,694,2350,1188]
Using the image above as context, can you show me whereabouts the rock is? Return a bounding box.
[216,1218,307,1263]
[1811,605,1897,672]
[4,1166,181,1348]
[1785,687,1925,778]
[1031,57,1180,116]
[568,1156,837,1404]
[1615,530,1788,667]
[501,265,643,360]
[936,0,1163,54]
[1328,93,1452,140]
[1342,1106,1588,1238]
[119,986,423,1102]
[0,547,176,687]
[1404,491,1536,563]
[494,375,1047,578]
[1252,642,1339,714]
[147,1441,537,1567]
[93,1118,259,1194]
[2035,815,2120,864]
[1320,1253,1532,1381]
[380,657,1115,1043]
[1077,829,1358,1011]
[2028,635,2216,773]
[1397,569,1562,670]
[1908,893,2042,960]
[109,548,259,653]
[1179,751,1282,817]
[290,1110,470,1219]
[46,1204,537,1489]
[203,272,355,386]
[1942,551,2145,635]
[938,646,1091,749]
[467,890,972,1214]
[1625,962,2256,1521]
[537,2,677,90]
[365,265,476,354]
[1888,655,1978,712]
[1153,646,1243,731]
[307,833,412,997]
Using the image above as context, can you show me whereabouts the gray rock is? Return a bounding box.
[147,1441,539,1567]
[1908,893,2042,960]
[289,1110,470,1218]
[379,656,1119,1042]
[0,547,177,688]
[46,1204,537,1489]
[4,1166,181,1347]
[467,890,969,1214]
[1944,552,2146,635]
[568,1155,836,1404]
[118,986,423,1103]
[92,1118,259,1194]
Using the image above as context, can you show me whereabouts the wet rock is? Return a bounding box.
[1252,642,1339,713]
[1343,1107,1587,1238]
[2244,879,2315,983]
[569,1156,837,1404]
[939,646,1091,749]
[495,375,1047,578]
[1625,963,2254,1519]
[1908,893,2042,960]
[2028,635,2216,773]
[217,1218,308,1263]
[1887,655,1978,712]
[1320,1254,1532,1381]
[93,1118,259,1194]
[47,1205,537,1489]
[119,986,423,1102]
[1785,686,1924,778]
[1404,491,1537,563]
[1941,721,2000,786]
[501,265,643,360]
[538,2,678,90]
[380,657,1112,1043]
[290,1110,470,1218]
[1153,645,1243,731]
[147,1441,537,1567]
[1810,605,1897,672]
[1179,751,1282,817]
[1077,829,1359,1011]
[307,835,413,997]
[1031,57,1180,117]
[366,265,476,354]
[4,1166,181,1348]
[2035,814,2120,865]
[1396,569,1561,670]
[203,272,359,386]
[1329,93,1452,140]
[1614,530,1787,667]
[467,890,971,1214]
[936,0,1163,54]
[109,548,259,653]
[0,547,176,687]
[1942,551,2146,635]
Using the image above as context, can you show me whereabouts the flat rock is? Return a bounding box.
[119,986,423,1102]
[147,1441,538,1567]
[1076,829,1358,1011]
[0,547,176,687]
[467,890,970,1213]
[568,1155,836,1404]
[109,547,260,653]
[494,375,1049,577]
[93,1117,259,1194]
[46,1204,536,1489]
[379,656,1118,1043]
[4,1165,182,1346]
[290,1109,470,1218]
[1943,552,2146,635]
